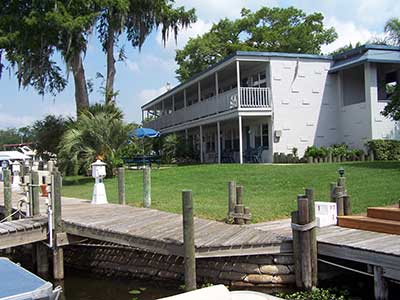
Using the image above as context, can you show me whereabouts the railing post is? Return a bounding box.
[117,167,126,205]
[52,169,64,280]
[31,171,40,216]
[143,166,151,208]
[182,190,196,291]
[3,169,12,222]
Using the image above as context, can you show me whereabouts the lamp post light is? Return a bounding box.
[338,167,345,177]
[91,159,108,204]
[11,160,21,191]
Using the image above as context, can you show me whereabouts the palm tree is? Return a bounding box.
[58,104,133,175]
[385,18,400,46]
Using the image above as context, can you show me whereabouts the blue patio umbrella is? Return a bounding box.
[130,127,160,138]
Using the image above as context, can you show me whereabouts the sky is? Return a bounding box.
[0,0,399,129]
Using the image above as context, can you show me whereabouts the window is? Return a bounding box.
[378,67,399,101]
[262,124,269,149]
[342,66,365,106]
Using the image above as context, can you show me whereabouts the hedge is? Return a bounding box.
[366,139,400,161]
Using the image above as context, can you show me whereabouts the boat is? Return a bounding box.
[157,284,284,300]
[0,257,62,300]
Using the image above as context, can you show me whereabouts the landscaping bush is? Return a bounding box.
[276,287,349,300]
[367,139,400,160]
[303,143,365,162]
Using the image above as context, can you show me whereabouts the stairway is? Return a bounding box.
[338,207,400,235]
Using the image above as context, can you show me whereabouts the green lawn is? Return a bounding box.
[62,162,400,223]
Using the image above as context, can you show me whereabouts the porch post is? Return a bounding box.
[141,110,144,123]
[260,123,263,147]
[172,95,175,112]
[161,100,165,115]
[199,125,203,163]
[217,122,221,164]
[215,72,219,96]
[184,89,187,108]
[239,116,243,164]
[236,60,241,108]
[198,81,201,102]
[185,128,188,142]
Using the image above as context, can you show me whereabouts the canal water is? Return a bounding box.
[59,270,180,300]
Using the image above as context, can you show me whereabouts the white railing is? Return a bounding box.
[239,87,271,108]
[144,87,271,130]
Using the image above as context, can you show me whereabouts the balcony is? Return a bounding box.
[144,87,271,130]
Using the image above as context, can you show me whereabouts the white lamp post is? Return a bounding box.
[91,159,108,204]
[11,161,21,191]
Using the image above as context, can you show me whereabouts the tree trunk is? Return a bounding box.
[105,23,116,105]
[70,50,89,114]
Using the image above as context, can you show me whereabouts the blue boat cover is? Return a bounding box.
[0,258,48,298]
[130,127,160,138]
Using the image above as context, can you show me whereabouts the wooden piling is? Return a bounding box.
[337,177,346,194]
[305,188,318,287]
[298,195,312,290]
[31,171,40,216]
[143,166,151,208]
[335,185,345,217]
[291,211,302,288]
[182,190,196,291]
[52,170,64,280]
[244,207,251,225]
[343,196,352,216]
[374,266,388,300]
[3,169,12,221]
[36,243,49,276]
[228,181,236,218]
[117,167,126,205]
[235,186,244,225]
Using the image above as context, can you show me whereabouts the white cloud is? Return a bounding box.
[321,17,384,54]
[137,86,168,107]
[125,59,140,73]
[0,113,35,129]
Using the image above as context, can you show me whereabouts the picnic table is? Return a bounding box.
[123,155,161,168]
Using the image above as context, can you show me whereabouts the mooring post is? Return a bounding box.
[298,195,312,290]
[291,210,302,288]
[117,167,126,205]
[305,188,318,287]
[337,177,346,195]
[335,185,345,217]
[143,166,151,208]
[235,186,244,225]
[343,195,352,216]
[36,242,49,277]
[374,266,388,300]
[31,171,40,216]
[228,181,236,219]
[52,170,64,280]
[330,182,337,202]
[244,207,251,225]
[182,190,196,291]
[3,169,12,222]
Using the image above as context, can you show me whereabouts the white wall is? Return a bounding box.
[269,58,338,157]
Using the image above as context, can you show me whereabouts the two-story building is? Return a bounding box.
[141,44,400,163]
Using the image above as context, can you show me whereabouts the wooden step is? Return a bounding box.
[338,216,400,235]
[367,207,400,222]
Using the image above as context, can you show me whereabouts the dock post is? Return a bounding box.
[374,266,388,300]
[228,181,236,219]
[117,167,126,205]
[291,211,302,288]
[244,207,251,225]
[234,186,244,225]
[143,166,151,208]
[335,185,345,217]
[31,171,40,216]
[337,177,346,194]
[343,196,352,216]
[36,243,49,277]
[297,195,312,290]
[305,188,318,287]
[3,169,12,222]
[182,190,196,291]
[52,170,64,280]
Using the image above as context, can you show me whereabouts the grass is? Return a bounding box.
[62,162,400,223]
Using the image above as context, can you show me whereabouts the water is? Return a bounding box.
[58,270,181,300]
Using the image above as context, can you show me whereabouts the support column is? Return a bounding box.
[217,122,221,164]
[183,89,187,108]
[364,62,378,140]
[161,100,165,116]
[374,266,388,300]
[199,125,203,163]
[172,95,175,112]
[198,81,201,102]
[236,60,241,108]
[239,116,243,164]
[52,170,64,280]
[215,72,219,96]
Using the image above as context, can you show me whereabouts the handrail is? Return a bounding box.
[239,87,271,108]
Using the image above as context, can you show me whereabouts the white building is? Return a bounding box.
[141,45,400,163]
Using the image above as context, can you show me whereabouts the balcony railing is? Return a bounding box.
[145,87,271,130]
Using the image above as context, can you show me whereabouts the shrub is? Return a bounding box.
[304,146,319,158]
[367,139,400,160]
[331,143,348,157]
[276,287,349,300]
